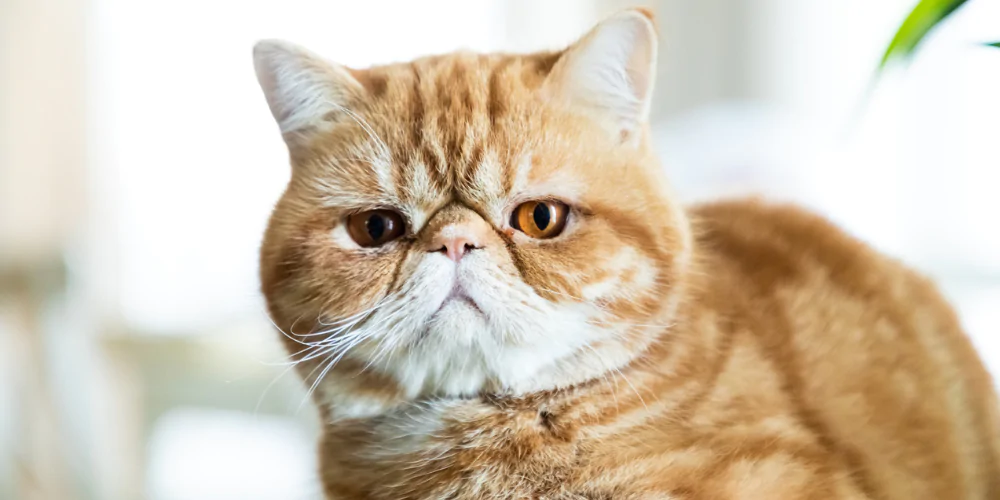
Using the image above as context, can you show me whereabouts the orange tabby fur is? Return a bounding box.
[254,9,1000,499]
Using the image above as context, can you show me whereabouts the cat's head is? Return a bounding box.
[255,9,692,417]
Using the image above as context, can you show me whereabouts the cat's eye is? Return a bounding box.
[346,210,405,247]
[511,200,569,239]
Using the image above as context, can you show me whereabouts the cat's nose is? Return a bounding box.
[421,205,493,262]
[426,227,484,262]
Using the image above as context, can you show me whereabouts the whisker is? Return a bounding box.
[613,366,649,411]
[254,362,297,417]
[296,330,375,413]
[266,312,318,348]
[581,343,620,413]
[297,354,338,412]
[310,300,385,331]
[260,342,332,367]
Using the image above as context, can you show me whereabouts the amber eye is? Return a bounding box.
[511,200,569,239]
[346,210,405,247]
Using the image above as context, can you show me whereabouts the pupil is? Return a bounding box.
[533,203,550,230]
[366,215,385,240]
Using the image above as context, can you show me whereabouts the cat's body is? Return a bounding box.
[316,200,1000,499]
[253,9,999,499]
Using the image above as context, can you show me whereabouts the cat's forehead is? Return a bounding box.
[330,52,572,223]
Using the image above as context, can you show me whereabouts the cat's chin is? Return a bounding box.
[314,315,658,421]
[425,297,488,345]
[315,332,652,421]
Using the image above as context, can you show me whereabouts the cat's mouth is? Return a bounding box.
[435,283,483,315]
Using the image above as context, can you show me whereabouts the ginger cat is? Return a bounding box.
[253,9,1000,499]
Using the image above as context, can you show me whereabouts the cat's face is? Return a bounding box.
[256,10,692,416]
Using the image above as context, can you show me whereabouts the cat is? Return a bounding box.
[253,8,1000,499]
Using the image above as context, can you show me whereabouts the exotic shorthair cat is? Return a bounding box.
[252,9,1000,500]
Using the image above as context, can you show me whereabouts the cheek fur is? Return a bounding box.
[263,216,405,331]
[511,218,665,303]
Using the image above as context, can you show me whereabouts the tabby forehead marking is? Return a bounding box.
[397,160,439,231]
[466,148,511,222]
[510,150,534,196]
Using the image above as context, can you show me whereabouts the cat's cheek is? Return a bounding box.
[509,226,619,292]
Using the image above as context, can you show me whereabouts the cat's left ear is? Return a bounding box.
[546,9,658,145]
[253,40,365,138]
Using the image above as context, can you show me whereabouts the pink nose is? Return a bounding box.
[427,233,482,262]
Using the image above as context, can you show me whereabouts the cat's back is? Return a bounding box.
[690,198,1000,499]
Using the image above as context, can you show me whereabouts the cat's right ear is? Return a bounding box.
[544,9,658,146]
[253,40,365,137]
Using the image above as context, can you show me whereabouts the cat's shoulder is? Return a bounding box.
[691,198,891,267]
[689,197,865,257]
[686,197,938,302]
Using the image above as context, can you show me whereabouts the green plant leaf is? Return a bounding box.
[879,0,970,70]
[987,41,1000,49]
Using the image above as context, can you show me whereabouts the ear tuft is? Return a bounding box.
[546,10,659,143]
[253,40,363,135]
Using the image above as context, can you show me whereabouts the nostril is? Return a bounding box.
[426,238,482,261]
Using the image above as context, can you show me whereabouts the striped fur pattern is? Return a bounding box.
[253,9,1000,499]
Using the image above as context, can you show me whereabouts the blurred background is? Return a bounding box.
[1,0,998,498]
